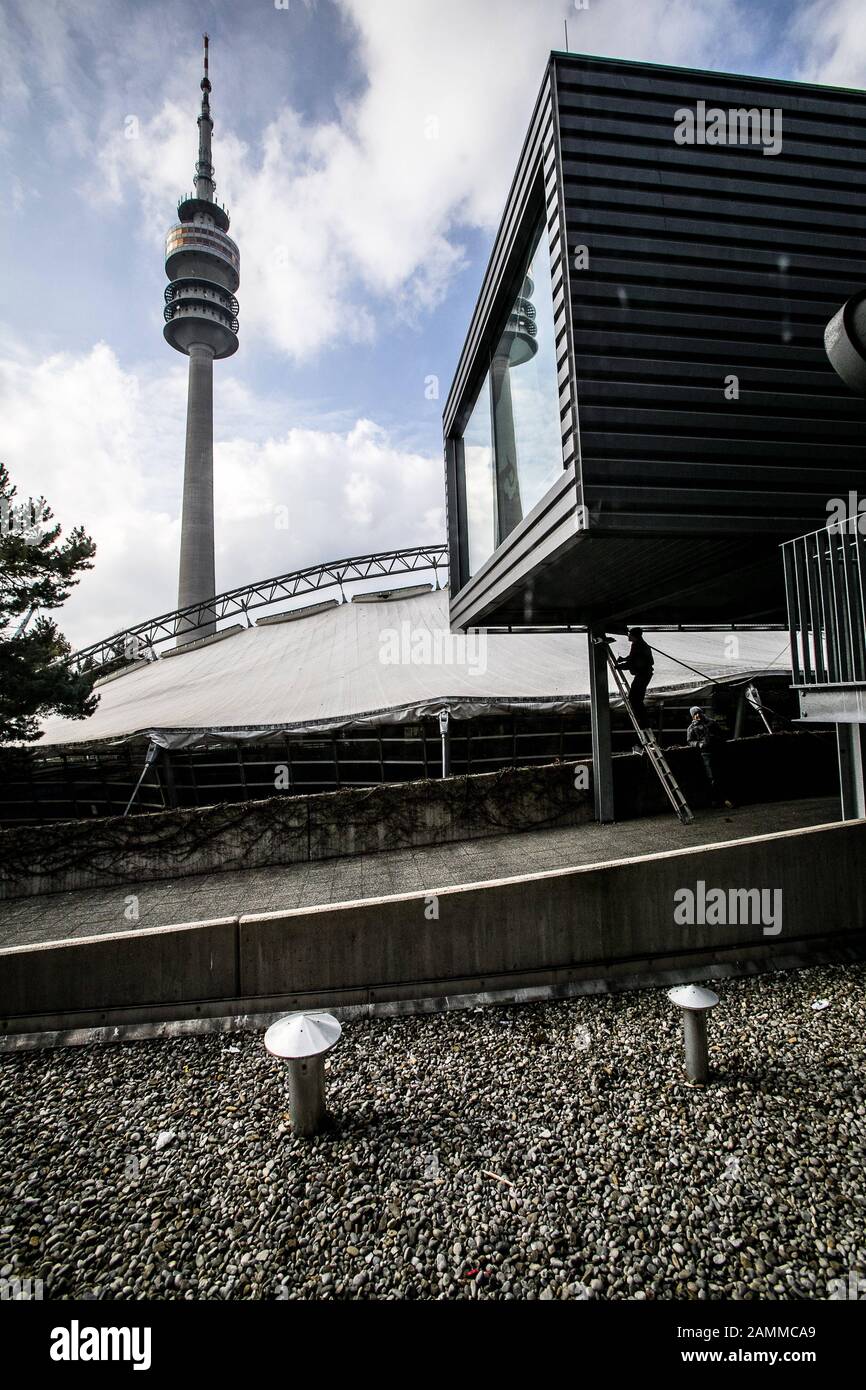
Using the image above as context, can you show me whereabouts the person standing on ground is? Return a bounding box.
[617,627,654,726]
[687,704,733,807]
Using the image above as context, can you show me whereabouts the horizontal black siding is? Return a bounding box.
[556,54,866,534]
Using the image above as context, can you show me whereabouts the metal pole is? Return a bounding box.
[682,1010,709,1084]
[746,682,773,735]
[123,742,159,817]
[668,985,719,1085]
[837,723,866,820]
[588,627,614,822]
[286,1055,326,1138]
[439,709,451,778]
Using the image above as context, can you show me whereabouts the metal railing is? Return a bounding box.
[782,516,866,687]
[66,543,449,674]
[163,301,239,334]
[177,193,230,215]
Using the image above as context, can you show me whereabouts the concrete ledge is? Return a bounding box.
[5,942,863,1052]
[1,820,863,1035]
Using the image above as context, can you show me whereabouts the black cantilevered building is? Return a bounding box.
[444,52,866,634]
[5,50,862,827]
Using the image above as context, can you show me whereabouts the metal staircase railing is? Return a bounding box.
[782,517,866,688]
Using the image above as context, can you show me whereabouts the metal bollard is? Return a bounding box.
[667,985,719,1084]
[264,1011,342,1136]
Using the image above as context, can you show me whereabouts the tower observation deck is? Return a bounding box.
[164,34,240,643]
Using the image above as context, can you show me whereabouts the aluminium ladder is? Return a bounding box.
[602,640,694,825]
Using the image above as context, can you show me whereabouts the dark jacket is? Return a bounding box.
[687,715,724,750]
[620,637,654,676]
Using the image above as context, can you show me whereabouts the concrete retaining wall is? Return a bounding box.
[0,760,591,901]
[0,732,838,901]
[2,818,862,1034]
[0,918,238,1020]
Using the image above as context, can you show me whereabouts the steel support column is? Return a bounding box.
[588,626,614,822]
[836,722,866,820]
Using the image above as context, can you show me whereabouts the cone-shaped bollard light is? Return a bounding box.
[264,1011,342,1137]
[667,985,719,1084]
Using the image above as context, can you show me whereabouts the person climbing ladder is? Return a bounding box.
[616,627,654,726]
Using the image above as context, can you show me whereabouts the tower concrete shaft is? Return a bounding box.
[176,344,216,639]
[164,34,240,646]
[490,269,537,547]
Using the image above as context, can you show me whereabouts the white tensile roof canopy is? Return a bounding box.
[38,588,790,751]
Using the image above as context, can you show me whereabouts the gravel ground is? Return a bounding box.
[1,962,863,1302]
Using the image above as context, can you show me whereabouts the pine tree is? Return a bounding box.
[0,461,98,744]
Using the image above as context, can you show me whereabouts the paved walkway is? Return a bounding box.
[0,797,840,950]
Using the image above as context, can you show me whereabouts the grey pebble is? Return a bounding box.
[0,962,861,1302]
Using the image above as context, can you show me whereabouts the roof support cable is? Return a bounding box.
[645,642,722,687]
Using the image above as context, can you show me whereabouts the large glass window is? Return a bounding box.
[461,368,495,574]
[457,218,562,576]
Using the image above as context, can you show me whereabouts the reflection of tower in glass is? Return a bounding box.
[164,35,240,644]
[490,268,538,543]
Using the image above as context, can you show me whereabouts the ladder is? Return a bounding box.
[603,641,694,825]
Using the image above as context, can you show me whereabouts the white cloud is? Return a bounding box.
[213,417,443,591]
[0,341,181,647]
[792,0,866,86]
[0,342,442,650]
[0,8,29,131]
[88,0,757,361]
[0,0,800,661]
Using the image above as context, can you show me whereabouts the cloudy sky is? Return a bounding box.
[1,0,865,647]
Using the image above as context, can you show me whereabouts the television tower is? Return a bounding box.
[164,34,239,644]
[490,268,537,544]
